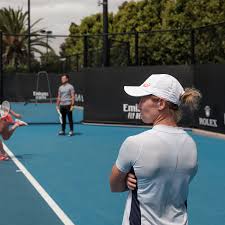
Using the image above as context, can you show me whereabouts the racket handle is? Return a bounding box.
[70,105,75,111]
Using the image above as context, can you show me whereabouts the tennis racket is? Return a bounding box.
[0,101,11,120]
[56,106,63,124]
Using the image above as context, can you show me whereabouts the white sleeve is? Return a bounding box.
[70,85,75,95]
[58,86,61,97]
[116,137,140,173]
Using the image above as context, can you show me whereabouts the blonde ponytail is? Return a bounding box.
[180,88,202,111]
[167,88,202,123]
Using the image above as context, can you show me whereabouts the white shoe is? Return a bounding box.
[58,131,65,135]
[68,131,74,136]
[15,119,28,126]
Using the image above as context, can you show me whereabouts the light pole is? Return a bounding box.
[40,30,52,65]
[28,0,31,72]
[98,0,109,66]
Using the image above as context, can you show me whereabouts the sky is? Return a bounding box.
[0,0,132,53]
[0,0,130,35]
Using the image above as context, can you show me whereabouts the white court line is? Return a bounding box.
[3,143,76,225]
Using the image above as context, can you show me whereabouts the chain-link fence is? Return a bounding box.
[1,22,225,73]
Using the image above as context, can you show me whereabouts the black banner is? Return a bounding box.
[194,64,225,133]
[3,72,85,106]
[3,65,225,134]
[83,66,194,127]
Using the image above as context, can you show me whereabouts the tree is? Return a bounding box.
[40,50,62,72]
[60,0,225,67]
[60,13,114,67]
[163,0,225,63]
[0,7,51,70]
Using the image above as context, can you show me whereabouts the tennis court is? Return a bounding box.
[1,105,225,225]
[1,1,225,225]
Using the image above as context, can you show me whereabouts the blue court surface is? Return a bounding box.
[1,123,225,225]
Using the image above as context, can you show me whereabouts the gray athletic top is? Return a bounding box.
[116,125,198,225]
[58,83,75,106]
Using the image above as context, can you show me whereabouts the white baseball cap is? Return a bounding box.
[124,74,185,105]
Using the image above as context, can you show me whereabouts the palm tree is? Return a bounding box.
[0,7,52,68]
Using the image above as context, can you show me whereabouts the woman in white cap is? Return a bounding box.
[110,74,201,225]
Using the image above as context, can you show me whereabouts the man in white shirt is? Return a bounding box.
[57,74,75,136]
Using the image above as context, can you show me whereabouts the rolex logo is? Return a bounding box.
[204,106,211,118]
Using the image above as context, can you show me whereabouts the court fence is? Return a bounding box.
[0,22,225,74]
